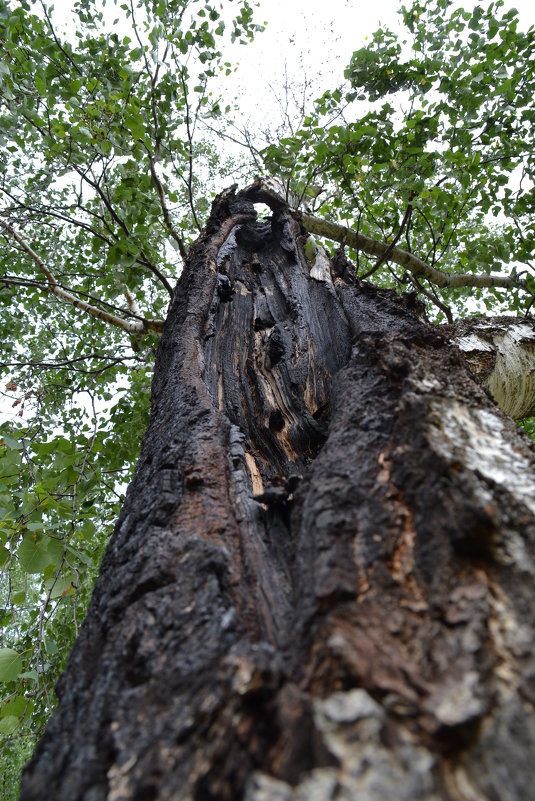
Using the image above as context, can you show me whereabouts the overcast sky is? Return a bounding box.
[225,0,535,142]
[46,0,535,128]
[229,0,392,134]
[237,0,409,83]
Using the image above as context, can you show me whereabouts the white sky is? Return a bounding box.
[217,0,535,153]
[35,0,535,140]
[237,0,408,85]
[228,0,388,137]
[232,0,535,111]
[46,0,535,119]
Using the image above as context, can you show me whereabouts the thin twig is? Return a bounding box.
[179,68,201,231]
[147,155,188,261]
[360,193,415,280]
[72,165,174,295]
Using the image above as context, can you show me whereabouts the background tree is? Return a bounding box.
[1,0,535,798]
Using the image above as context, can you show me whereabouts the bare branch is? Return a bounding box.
[408,272,453,324]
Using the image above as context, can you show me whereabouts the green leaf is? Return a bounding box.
[0,648,23,682]
[19,670,38,682]
[1,433,22,450]
[44,573,75,599]
[1,694,27,719]
[124,113,145,139]
[0,715,20,735]
[526,275,535,295]
[0,545,9,566]
[16,533,63,573]
[34,72,47,96]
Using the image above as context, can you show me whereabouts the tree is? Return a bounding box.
[17,180,535,801]
[1,0,535,798]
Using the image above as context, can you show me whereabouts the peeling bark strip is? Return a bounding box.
[21,187,535,801]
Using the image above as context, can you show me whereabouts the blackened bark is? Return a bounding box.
[20,186,535,801]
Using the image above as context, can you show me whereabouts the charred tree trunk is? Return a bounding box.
[21,187,535,801]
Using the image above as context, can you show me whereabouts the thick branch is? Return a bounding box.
[302,214,524,290]
[3,226,164,335]
[245,178,527,294]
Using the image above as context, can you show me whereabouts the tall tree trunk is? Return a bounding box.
[20,187,535,801]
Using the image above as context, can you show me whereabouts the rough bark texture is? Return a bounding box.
[20,187,535,801]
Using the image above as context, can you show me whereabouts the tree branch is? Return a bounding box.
[360,192,415,280]
[1,274,151,322]
[72,165,175,296]
[0,185,113,246]
[39,0,83,77]
[3,226,164,335]
[128,0,187,262]
[244,178,529,295]
[179,68,201,231]
[300,211,524,291]
[408,272,453,324]
[147,155,188,262]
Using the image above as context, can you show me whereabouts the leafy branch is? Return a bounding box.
[70,165,174,296]
[2,225,164,334]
